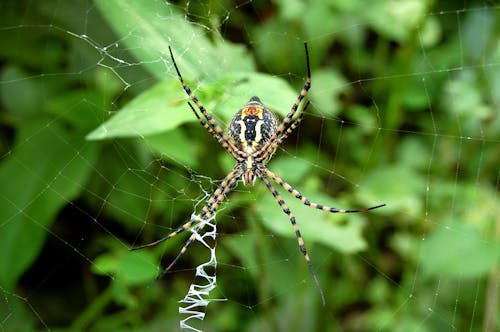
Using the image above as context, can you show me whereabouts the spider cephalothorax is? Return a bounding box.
[132,43,385,305]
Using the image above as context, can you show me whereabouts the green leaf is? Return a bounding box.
[92,253,118,275]
[117,251,158,285]
[268,156,312,184]
[145,128,198,168]
[88,71,300,140]
[256,184,367,253]
[90,1,303,140]
[93,250,158,286]
[218,71,302,119]
[94,0,254,81]
[421,220,500,278]
[308,68,348,116]
[45,89,108,130]
[357,166,423,217]
[0,119,99,290]
[86,80,189,139]
[84,141,153,230]
[92,250,158,286]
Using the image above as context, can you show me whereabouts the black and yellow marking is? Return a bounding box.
[228,96,278,154]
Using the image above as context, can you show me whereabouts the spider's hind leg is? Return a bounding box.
[265,168,386,213]
[132,167,242,275]
[257,172,326,306]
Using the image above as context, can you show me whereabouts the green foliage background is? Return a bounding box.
[1,0,500,331]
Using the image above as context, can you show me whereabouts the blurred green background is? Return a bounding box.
[1,0,500,331]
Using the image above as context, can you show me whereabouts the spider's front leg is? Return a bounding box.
[256,101,310,162]
[169,47,239,158]
[258,42,311,156]
[187,102,244,160]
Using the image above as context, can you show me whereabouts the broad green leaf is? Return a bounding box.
[87,71,300,139]
[44,89,107,130]
[91,1,303,140]
[268,156,312,184]
[218,71,302,120]
[0,292,36,331]
[421,220,500,278]
[92,253,118,276]
[93,250,157,286]
[94,0,254,81]
[145,128,198,168]
[357,166,422,217]
[0,119,98,290]
[86,80,188,139]
[308,68,348,116]
[256,185,367,253]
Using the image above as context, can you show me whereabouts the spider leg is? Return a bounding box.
[169,46,228,141]
[188,102,245,161]
[257,172,326,306]
[277,42,311,131]
[158,169,241,277]
[256,101,309,162]
[257,42,311,157]
[265,168,386,213]
[130,168,241,251]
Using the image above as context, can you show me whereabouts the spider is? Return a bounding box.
[132,43,385,305]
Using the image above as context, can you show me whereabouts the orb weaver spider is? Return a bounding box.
[132,43,385,305]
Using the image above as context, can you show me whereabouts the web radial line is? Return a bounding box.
[169,46,227,137]
[157,169,242,277]
[257,172,326,306]
[187,102,245,160]
[265,168,386,213]
[130,168,241,251]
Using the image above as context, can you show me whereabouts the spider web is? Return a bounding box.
[1,1,500,331]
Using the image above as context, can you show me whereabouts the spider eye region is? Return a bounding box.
[242,106,262,117]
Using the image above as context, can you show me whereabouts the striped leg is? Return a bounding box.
[257,172,326,306]
[265,168,386,213]
[187,103,245,161]
[255,101,309,162]
[277,42,311,131]
[258,42,311,155]
[130,168,241,251]
[157,169,241,277]
[169,47,227,139]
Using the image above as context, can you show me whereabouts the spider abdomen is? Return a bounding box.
[228,96,278,154]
